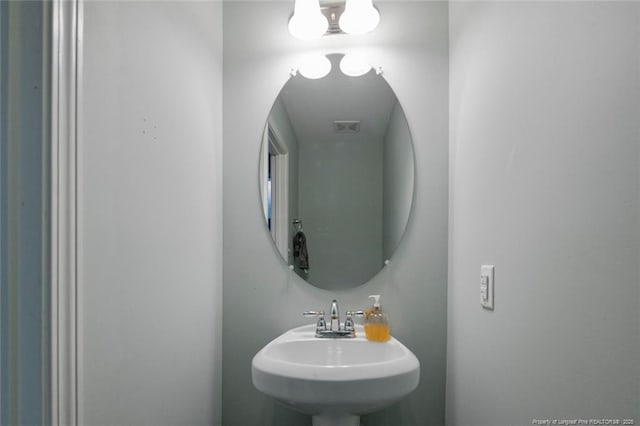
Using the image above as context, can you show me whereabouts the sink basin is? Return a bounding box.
[251,324,420,426]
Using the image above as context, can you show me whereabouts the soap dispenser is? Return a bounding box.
[364,294,390,342]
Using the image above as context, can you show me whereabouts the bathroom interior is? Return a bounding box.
[1,0,638,425]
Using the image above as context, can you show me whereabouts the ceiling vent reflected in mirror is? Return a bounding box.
[333,120,361,133]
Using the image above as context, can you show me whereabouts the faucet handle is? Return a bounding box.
[344,310,365,332]
[303,310,326,331]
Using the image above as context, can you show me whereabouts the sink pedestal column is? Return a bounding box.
[312,414,359,426]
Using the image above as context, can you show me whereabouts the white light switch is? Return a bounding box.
[480,265,494,310]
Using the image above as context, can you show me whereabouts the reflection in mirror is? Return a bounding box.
[259,54,414,290]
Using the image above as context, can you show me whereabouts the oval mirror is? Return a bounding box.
[259,54,415,290]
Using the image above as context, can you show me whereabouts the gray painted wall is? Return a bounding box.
[78,2,223,424]
[223,1,449,425]
[298,102,383,289]
[383,100,414,261]
[0,1,51,424]
[447,2,640,425]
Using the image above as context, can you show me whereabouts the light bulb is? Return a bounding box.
[339,0,380,35]
[288,0,329,40]
[339,54,372,77]
[298,55,331,79]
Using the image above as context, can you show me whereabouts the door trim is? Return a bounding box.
[50,0,79,424]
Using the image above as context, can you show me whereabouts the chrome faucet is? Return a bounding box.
[329,299,340,331]
[304,299,364,338]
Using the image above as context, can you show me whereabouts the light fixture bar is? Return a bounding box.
[289,0,380,39]
[321,5,345,34]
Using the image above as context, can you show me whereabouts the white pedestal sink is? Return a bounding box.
[251,324,420,426]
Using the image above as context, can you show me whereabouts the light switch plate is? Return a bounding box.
[480,265,494,310]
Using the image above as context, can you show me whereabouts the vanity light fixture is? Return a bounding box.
[339,54,372,77]
[297,55,332,79]
[339,0,380,35]
[293,54,381,79]
[288,0,329,40]
[288,0,379,39]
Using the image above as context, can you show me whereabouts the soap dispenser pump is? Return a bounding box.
[364,294,390,342]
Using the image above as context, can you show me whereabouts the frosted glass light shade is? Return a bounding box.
[298,55,332,79]
[339,0,380,35]
[288,0,329,40]
[339,54,372,77]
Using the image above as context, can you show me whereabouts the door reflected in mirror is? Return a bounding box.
[259,54,415,290]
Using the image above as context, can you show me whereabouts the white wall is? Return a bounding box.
[78,2,223,425]
[448,2,640,425]
[223,2,449,425]
[383,100,414,261]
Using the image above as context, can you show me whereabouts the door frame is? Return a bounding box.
[50,0,80,424]
[260,122,289,261]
